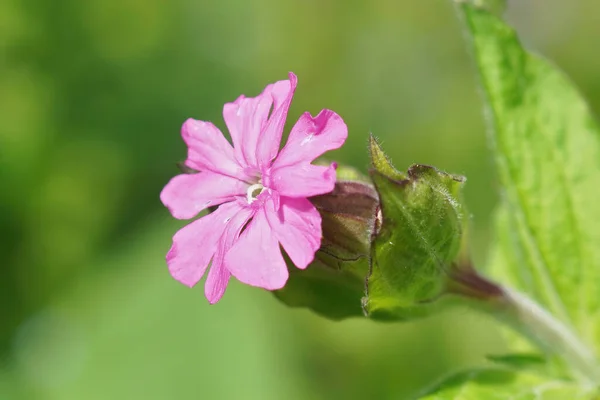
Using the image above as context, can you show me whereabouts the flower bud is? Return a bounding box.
[312,177,379,260]
[363,135,467,320]
[275,137,468,322]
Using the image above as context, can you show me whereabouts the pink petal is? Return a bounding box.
[265,197,321,269]
[269,162,337,198]
[166,202,243,287]
[182,118,246,179]
[255,72,298,169]
[223,87,274,169]
[272,109,348,169]
[204,205,253,304]
[204,261,231,304]
[224,208,289,290]
[160,172,248,220]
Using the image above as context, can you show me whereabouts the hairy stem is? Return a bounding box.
[449,268,600,384]
[497,287,600,382]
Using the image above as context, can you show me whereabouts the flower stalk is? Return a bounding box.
[449,267,600,384]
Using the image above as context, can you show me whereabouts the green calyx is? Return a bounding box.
[363,135,467,320]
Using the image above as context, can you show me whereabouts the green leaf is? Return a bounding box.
[363,139,466,320]
[484,353,570,379]
[458,1,600,351]
[274,178,379,319]
[486,353,547,370]
[418,368,596,400]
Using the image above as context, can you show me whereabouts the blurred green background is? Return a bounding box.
[2,0,599,398]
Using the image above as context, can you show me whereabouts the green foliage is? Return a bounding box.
[462,0,600,350]
[418,368,596,400]
[363,136,466,320]
[425,0,600,396]
[485,353,547,371]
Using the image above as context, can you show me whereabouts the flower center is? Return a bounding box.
[246,183,265,204]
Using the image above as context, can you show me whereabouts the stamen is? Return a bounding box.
[246,183,264,204]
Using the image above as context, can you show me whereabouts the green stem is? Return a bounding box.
[494,287,600,383]
[450,269,600,384]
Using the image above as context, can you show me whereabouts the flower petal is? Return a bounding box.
[204,204,253,304]
[223,87,273,169]
[160,172,248,220]
[182,118,246,179]
[265,197,321,269]
[255,72,298,169]
[225,208,289,290]
[269,162,337,198]
[204,261,231,304]
[166,202,242,287]
[272,109,348,169]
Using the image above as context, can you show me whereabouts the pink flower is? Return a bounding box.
[160,72,348,304]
